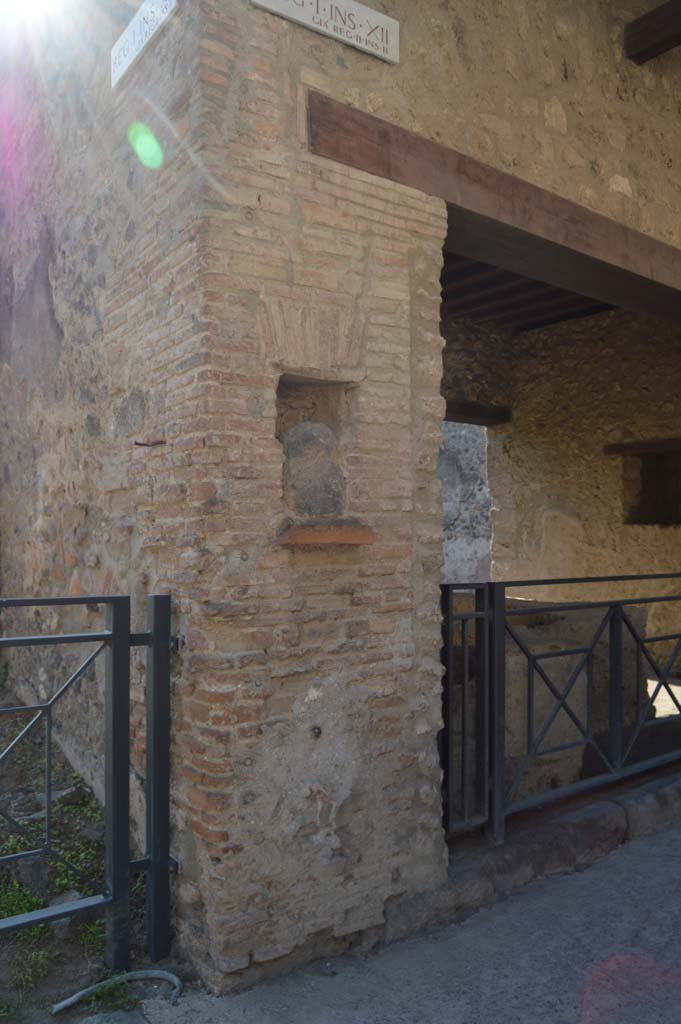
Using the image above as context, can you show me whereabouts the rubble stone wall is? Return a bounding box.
[0,3,205,827]
[3,0,681,993]
[487,311,681,599]
[442,311,681,635]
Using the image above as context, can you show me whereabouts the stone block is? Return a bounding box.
[615,775,681,839]
[558,800,627,867]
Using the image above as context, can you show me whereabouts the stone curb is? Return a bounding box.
[384,771,681,943]
[611,772,681,838]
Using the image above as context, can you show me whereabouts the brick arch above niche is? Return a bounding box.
[260,292,363,374]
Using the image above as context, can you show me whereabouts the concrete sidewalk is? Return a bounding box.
[114,820,681,1024]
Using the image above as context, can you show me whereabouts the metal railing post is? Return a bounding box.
[441,586,455,833]
[474,586,490,820]
[609,604,624,770]
[487,583,506,845]
[105,597,131,970]
[146,594,172,961]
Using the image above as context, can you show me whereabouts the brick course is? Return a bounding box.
[3,0,681,992]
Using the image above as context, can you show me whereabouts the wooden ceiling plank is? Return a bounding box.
[445,399,512,426]
[442,273,548,308]
[478,290,611,327]
[443,281,563,319]
[445,206,681,322]
[512,304,614,335]
[440,263,509,289]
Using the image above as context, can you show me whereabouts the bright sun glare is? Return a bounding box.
[0,0,56,27]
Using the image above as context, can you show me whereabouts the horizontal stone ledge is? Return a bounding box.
[277,522,376,546]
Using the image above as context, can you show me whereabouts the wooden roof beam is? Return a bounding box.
[445,399,512,427]
[624,1,681,65]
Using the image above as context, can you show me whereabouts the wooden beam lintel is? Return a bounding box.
[604,438,681,456]
[445,399,512,427]
[307,90,681,323]
[624,0,681,65]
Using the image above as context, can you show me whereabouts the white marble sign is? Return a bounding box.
[252,0,399,63]
[111,0,178,88]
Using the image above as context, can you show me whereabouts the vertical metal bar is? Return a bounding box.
[474,587,489,821]
[586,653,593,739]
[44,709,52,850]
[461,618,470,821]
[635,638,642,718]
[487,582,506,845]
[442,586,456,832]
[105,597,131,971]
[609,604,623,771]
[146,595,172,962]
[527,658,534,756]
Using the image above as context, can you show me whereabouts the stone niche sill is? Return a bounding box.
[277,520,375,546]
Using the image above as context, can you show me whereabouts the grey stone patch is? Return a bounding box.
[85,413,101,436]
[79,816,105,844]
[282,421,346,519]
[37,783,88,807]
[439,422,491,583]
[17,853,49,896]
[49,889,82,941]
[114,388,147,435]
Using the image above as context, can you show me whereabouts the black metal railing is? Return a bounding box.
[0,594,172,969]
[442,574,681,844]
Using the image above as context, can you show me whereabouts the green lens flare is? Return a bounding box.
[127,122,164,170]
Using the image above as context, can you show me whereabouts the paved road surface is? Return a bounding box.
[90,822,681,1024]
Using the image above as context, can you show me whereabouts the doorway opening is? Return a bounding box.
[438,205,681,841]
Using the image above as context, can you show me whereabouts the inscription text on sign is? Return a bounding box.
[111,0,178,88]
[251,0,399,64]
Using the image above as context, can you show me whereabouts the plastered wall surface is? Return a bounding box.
[488,312,681,613]
[3,0,681,991]
[442,311,681,624]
